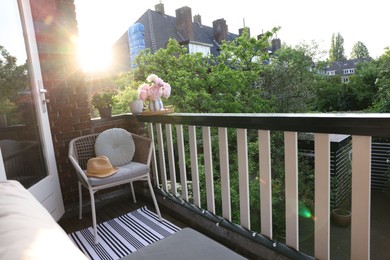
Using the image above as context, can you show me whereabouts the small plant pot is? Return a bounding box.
[129,100,144,114]
[332,208,351,227]
[97,107,112,118]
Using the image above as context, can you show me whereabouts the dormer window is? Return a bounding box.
[343,68,355,74]
[327,70,336,75]
[188,41,212,56]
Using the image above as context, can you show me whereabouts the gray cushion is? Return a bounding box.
[121,228,246,260]
[87,162,149,186]
[95,128,135,167]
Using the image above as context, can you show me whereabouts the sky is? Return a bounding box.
[73,0,389,67]
[1,0,389,69]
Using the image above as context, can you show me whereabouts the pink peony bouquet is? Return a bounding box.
[138,74,171,101]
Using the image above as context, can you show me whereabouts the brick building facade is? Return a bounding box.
[29,0,141,209]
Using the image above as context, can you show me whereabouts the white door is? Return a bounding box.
[0,0,64,221]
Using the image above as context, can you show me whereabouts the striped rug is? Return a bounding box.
[69,206,181,260]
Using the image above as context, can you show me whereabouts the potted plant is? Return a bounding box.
[90,88,116,118]
[138,74,171,111]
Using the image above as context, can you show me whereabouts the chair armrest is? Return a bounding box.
[131,133,153,165]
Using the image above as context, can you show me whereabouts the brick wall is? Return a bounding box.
[29,0,144,209]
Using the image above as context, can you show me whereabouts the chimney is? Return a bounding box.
[155,3,165,14]
[272,38,281,52]
[213,18,228,44]
[194,14,202,25]
[239,27,250,38]
[175,6,194,41]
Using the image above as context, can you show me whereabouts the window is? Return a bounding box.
[341,76,349,83]
[188,42,212,56]
[343,68,355,74]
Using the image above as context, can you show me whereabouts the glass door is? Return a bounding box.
[0,0,64,220]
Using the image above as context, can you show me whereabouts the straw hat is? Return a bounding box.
[86,156,118,178]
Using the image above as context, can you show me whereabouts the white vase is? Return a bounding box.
[129,100,144,114]
[148,99,163,111]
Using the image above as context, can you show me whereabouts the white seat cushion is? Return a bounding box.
[95,128,135,167]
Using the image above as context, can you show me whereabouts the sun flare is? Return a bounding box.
[78,41,112,72]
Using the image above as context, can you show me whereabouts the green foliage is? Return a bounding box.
[370,48,390,112]
[329,33,346,62]
[133,28,278,113]
[112,71,145,114]
[259,43,321,112]
[350,41,370,59]
[0,46,28,113]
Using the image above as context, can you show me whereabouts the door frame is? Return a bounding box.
[16,0,65,221]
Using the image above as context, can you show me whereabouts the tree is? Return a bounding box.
[371,48,390,112]
[350,41,370,59]
[329,33,346,62]
[133,28,278,113]
[259,43,322,112]
[0,46,28,102]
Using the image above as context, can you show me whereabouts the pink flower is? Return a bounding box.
[138,83,149,101]
[138,74,171,101]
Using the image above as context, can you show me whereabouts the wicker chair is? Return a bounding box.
[68,130,161,244]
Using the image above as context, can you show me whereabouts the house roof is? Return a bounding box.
[111,8,238,72]
[325,57,371,75]
[136,9,238,55]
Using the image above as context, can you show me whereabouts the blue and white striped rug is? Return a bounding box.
[69,206,181,260]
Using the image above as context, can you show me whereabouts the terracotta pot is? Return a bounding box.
[332,208,351,227]
[97,107,112,118]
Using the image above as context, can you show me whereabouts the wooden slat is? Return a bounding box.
[188,125,201,207]
[351,135,371,260]
[202,126,215,213]
[176,125,188,201]
[284,131,299,250]
[218,127,231,221]
[314,133,330,260]
[165,124,177,195]
[237,128,250,229]
[147,123,159,186]
[156,123,168,191]
[259,130,272,238]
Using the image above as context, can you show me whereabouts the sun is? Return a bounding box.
[78,40,112,72]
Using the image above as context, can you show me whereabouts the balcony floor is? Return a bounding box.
[59,189,390,259]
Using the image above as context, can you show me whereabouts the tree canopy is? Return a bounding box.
[350,41,370,59]
[329,33,346,62]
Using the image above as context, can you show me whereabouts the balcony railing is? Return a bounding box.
[136,113,390,260]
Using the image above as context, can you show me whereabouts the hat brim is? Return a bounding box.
[86,167,119,178]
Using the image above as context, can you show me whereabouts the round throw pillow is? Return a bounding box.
[95,128,135,167]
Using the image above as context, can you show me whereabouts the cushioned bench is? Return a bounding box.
[0,180,87,260]
[122,227,247,260]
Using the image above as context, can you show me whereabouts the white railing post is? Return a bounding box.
[203,126,215,213]
[188,126,201,207]
[284,131,299,250]
[156,123,168,191]
[314,133,330,260]
[351,135,371,260]
[147,123,159,186]
[176,125,188,201]
[165,124,177,195]
[259,130,272,239]
[237,128,250,229]
[219,127,231,221]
